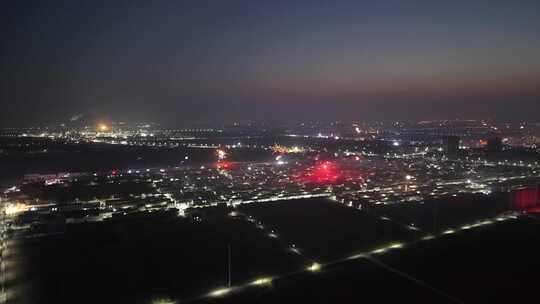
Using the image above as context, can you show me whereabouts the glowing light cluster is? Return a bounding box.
[5,203,28,215]
[98,123,109,132]
[271,144,304,154]
[216,161,235,170]
[301,161,341,184]
[307,262,322,272]
[216,149,227,160]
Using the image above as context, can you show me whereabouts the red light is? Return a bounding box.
[216,161,235,170]
[300,161,341,184]
[295,160,364,185]
[512,188,540,211]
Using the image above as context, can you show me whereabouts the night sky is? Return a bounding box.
[2,0,540,126]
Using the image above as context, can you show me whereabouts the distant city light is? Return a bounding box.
[217,149,227,160]
[371,248,387,254]
[251,277,272,286]
[443,229,455,235]
[209,287,231,297]
[5,203,28,215]
[272,144,304,154]
[388,242,404,249]
[98,123,109,132]
[307,262,322,272]
[348,253,366,260]
[421,235,435,241]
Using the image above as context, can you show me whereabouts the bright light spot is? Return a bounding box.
[443,229,455,235]
[307,262,322,272]
[388,242,404,249]
[5,203,28,215]
[98,124,109,132]
[421,235,435,241]
[290,247,301,254]
[405,175,413,180]
[393,141,400,147]
[251,277,272,286]
[348,253,365,260]
[209,288,231,297]
[217,149,227,160]
[371,248,387,254]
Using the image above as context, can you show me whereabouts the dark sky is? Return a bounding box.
[2,0,540,126]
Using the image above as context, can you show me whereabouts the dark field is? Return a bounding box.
[207,215,540,304]
[206,257,456,304]
[7,197,535,304]
[20,179,156,203]
[376,216,540,303]
[12,212,306,304]
[239,198,420,262]
[368,193,511,233]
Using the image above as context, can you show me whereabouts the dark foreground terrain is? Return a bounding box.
[6,197,540,304]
